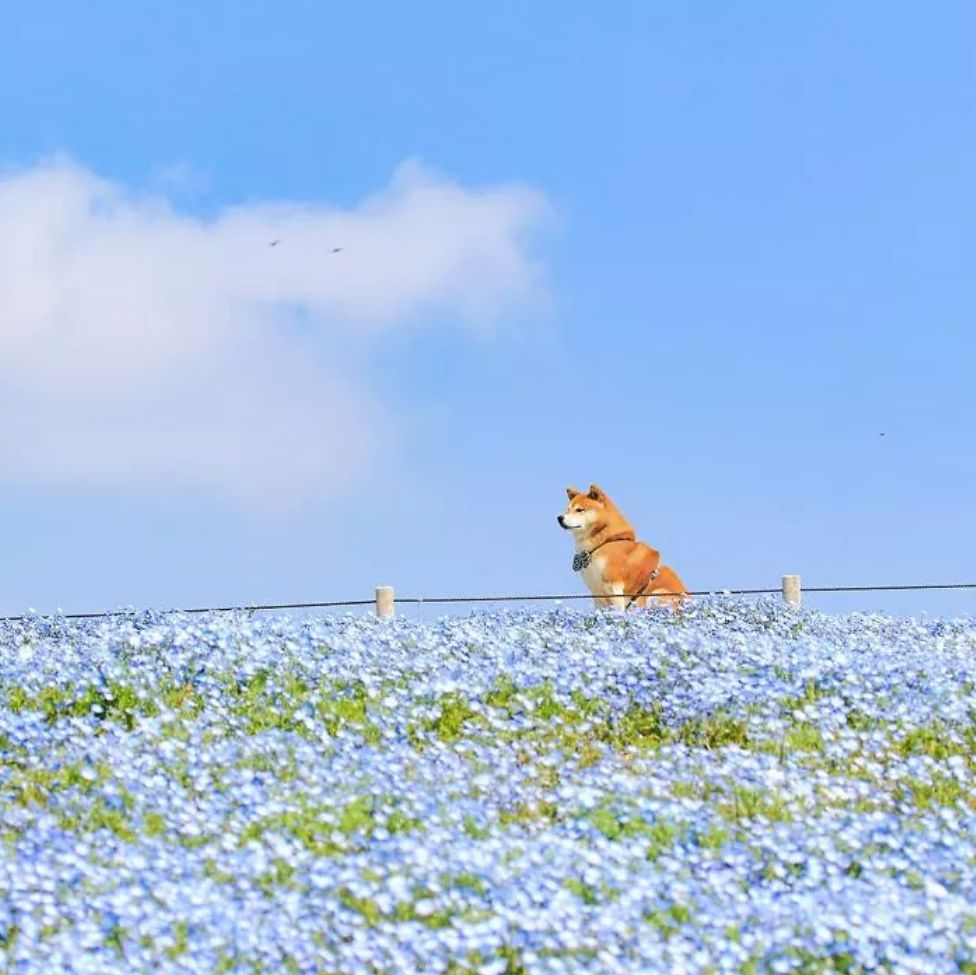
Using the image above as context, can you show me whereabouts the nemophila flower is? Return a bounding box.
[2,602,976,972]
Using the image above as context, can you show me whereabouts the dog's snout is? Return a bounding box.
[557,514,565,527]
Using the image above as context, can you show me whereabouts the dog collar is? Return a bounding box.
[572,532,634,572]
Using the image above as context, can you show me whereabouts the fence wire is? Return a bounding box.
[1,583,974,623]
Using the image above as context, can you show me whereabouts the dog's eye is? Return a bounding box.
[574,507,583,513]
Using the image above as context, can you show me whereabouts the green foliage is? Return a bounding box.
[564,877,601,905]
[256,859,299,896]
[643,902,692,937]
[164,921,190,960]
[463,815,491,839]
[718,786,793,823]
[423,692,481,743]
[674,713,750,749]
[4,677,207,731]
[784,722,825,753]
[315,680,383,744]
[237,792,423,854]
[60,797,138,842]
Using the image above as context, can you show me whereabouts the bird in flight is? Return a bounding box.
[331,247,343,253]
[269,239,281,247]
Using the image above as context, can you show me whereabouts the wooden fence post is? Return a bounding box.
[782,574,801,609]
[375,586,395,619]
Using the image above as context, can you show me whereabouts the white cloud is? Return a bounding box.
[0,158,548,506]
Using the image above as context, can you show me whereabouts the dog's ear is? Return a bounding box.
[566,486,581,500]
[587,484,605,502]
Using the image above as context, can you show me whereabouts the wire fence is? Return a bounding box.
[1,582,974,623]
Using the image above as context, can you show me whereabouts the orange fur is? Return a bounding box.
[558,484,687,610]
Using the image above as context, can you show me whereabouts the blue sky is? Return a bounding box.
[1,1,974,617]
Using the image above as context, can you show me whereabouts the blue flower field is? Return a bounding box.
[2,601,976,973]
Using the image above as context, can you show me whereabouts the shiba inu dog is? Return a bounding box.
[557,484,687,609]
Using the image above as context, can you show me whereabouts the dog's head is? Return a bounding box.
[557,484,607,534]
